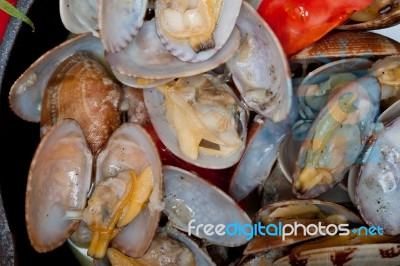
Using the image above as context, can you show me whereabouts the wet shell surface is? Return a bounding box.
[154,0,242,62]
[95,122,163,258]
[99,0,147,53]
[227,2,293,122]
[40,52,122,155]
[356,116,400,235]
[106,19,241,80]
[292,76,381,199]
[163,166,252,247]
[9,34,104,123]
[229,117,287,202]
[143,74,248,169]
[26,119,93,253]
[59,0,99,35]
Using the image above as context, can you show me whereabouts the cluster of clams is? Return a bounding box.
[7,0,400,265]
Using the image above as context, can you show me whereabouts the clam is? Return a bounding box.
[339,0,400,30]
[154,0,242,62]
[226,1,293,122]
[163,165,252,247]
[355,115,400,235]
[290,31,400,66]
[144,73,248,169]
[244,199,363,255]
[26,119,93,253]
[60,0,99,36]
[273,243,400,265]
[95,122,163,258]
[40,51,123,155]
[99,0,148,53]
[292,76,381,199]
[369,55,400,100]
[229,116,287,202]
[107,229,197,265]
[106,19,241,80]
[9,34,104,123]
[292,58,373,141]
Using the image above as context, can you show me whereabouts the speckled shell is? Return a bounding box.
[273,243,400,265]
[40,52,123,155]
[290,31,400,64]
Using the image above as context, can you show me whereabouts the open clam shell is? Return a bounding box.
[163,166,252,247]
[338,0,400,30]
[227,2,293,122]
[293,58,374,141]
[144,74,248,169]
[244,199,363,255]
[95,122,163,257]
[229,116,287,202]
[26,119,93,253]
[9,34,104,123]
[355,116,400,235]
[106,19,241,80]
[154,0,242,63]
[292,76,381,199]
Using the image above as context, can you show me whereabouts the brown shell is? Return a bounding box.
[290,31,400,64]
[40,52,123,155]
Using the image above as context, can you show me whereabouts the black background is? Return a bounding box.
[0,1,81,265]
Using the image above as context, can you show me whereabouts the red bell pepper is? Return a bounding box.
[0,0,17,42]
[257,0,373,56]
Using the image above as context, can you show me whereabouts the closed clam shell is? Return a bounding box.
[290,31,400,64]
[95,122,163,258]
[273,243,400,265]
[40,52,123,155]
[26,119,93,253]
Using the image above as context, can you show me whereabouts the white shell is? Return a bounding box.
[26,119,92,252]
[143,83,247,169]
[60,0,99,35]
[229,117,286,201]
[356,117,400,235]
[99,0,147,53]
[106,20,241,80]
[154,0,242,62]
[163,166,252,247]
[227,2,293,122]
